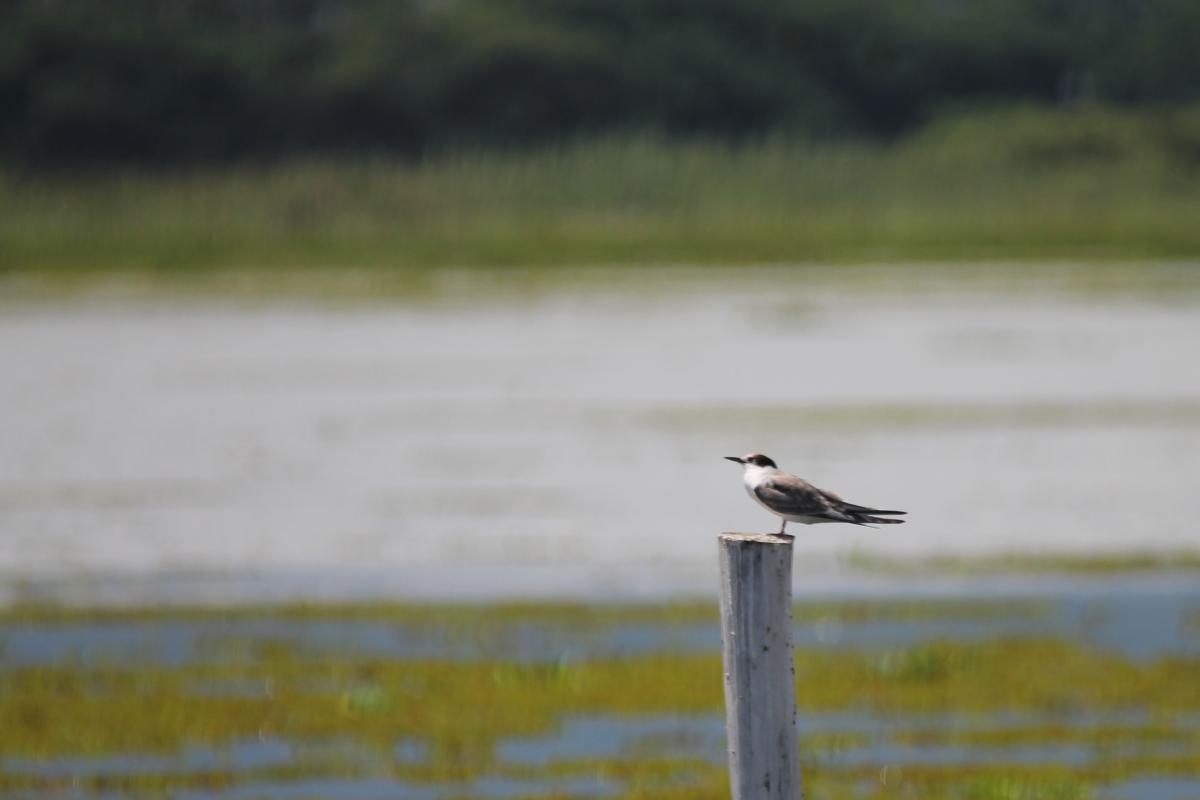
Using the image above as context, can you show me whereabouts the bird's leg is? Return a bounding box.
[778,519,787,535]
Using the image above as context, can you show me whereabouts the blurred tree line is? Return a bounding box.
[2,0,1199,165]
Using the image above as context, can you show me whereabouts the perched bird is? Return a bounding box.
[725,453,905,534]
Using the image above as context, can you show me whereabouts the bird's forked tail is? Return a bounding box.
[841,505,906,526]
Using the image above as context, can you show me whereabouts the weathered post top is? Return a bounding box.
[720,532,794,545]
[718,532,802,800]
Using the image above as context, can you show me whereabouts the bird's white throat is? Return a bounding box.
[741,464,777,492]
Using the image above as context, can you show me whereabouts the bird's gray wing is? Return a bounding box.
[755,477,850,521]
[757,475,906,526]
[818,487,906,516]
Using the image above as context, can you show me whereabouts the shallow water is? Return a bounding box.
[1097,777,1200,800]
[3,592,1199,800]
[2,264,1200,600]
[2,585,1197,666]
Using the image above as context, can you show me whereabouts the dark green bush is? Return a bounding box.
[3,0,1199,164]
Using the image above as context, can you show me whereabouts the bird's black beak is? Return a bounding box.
[724,456,744,464]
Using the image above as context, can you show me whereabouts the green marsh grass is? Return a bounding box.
[0,597,1050,625]
[4,106,1200,280]
[845,550,1200,576]
[1,598,1198,799]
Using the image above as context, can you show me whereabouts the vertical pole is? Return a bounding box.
[718,533,801,800]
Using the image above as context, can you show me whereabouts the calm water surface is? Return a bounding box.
[2,264,1199,600]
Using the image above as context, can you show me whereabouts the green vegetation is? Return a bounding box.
[0,596,1052,625]
[5,105,1200,276]
[1,599,1197,799]
[847,550,1200,576]
[5,0,1200,164]
[7,1,1200,276]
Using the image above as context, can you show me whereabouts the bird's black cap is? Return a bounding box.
[725,454,777,468]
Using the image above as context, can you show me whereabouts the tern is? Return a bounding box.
[725,453,906,534]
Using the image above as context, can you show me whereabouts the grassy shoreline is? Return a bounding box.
[5,107,1200,276]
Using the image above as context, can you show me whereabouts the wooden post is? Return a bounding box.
[718,533,801,800]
